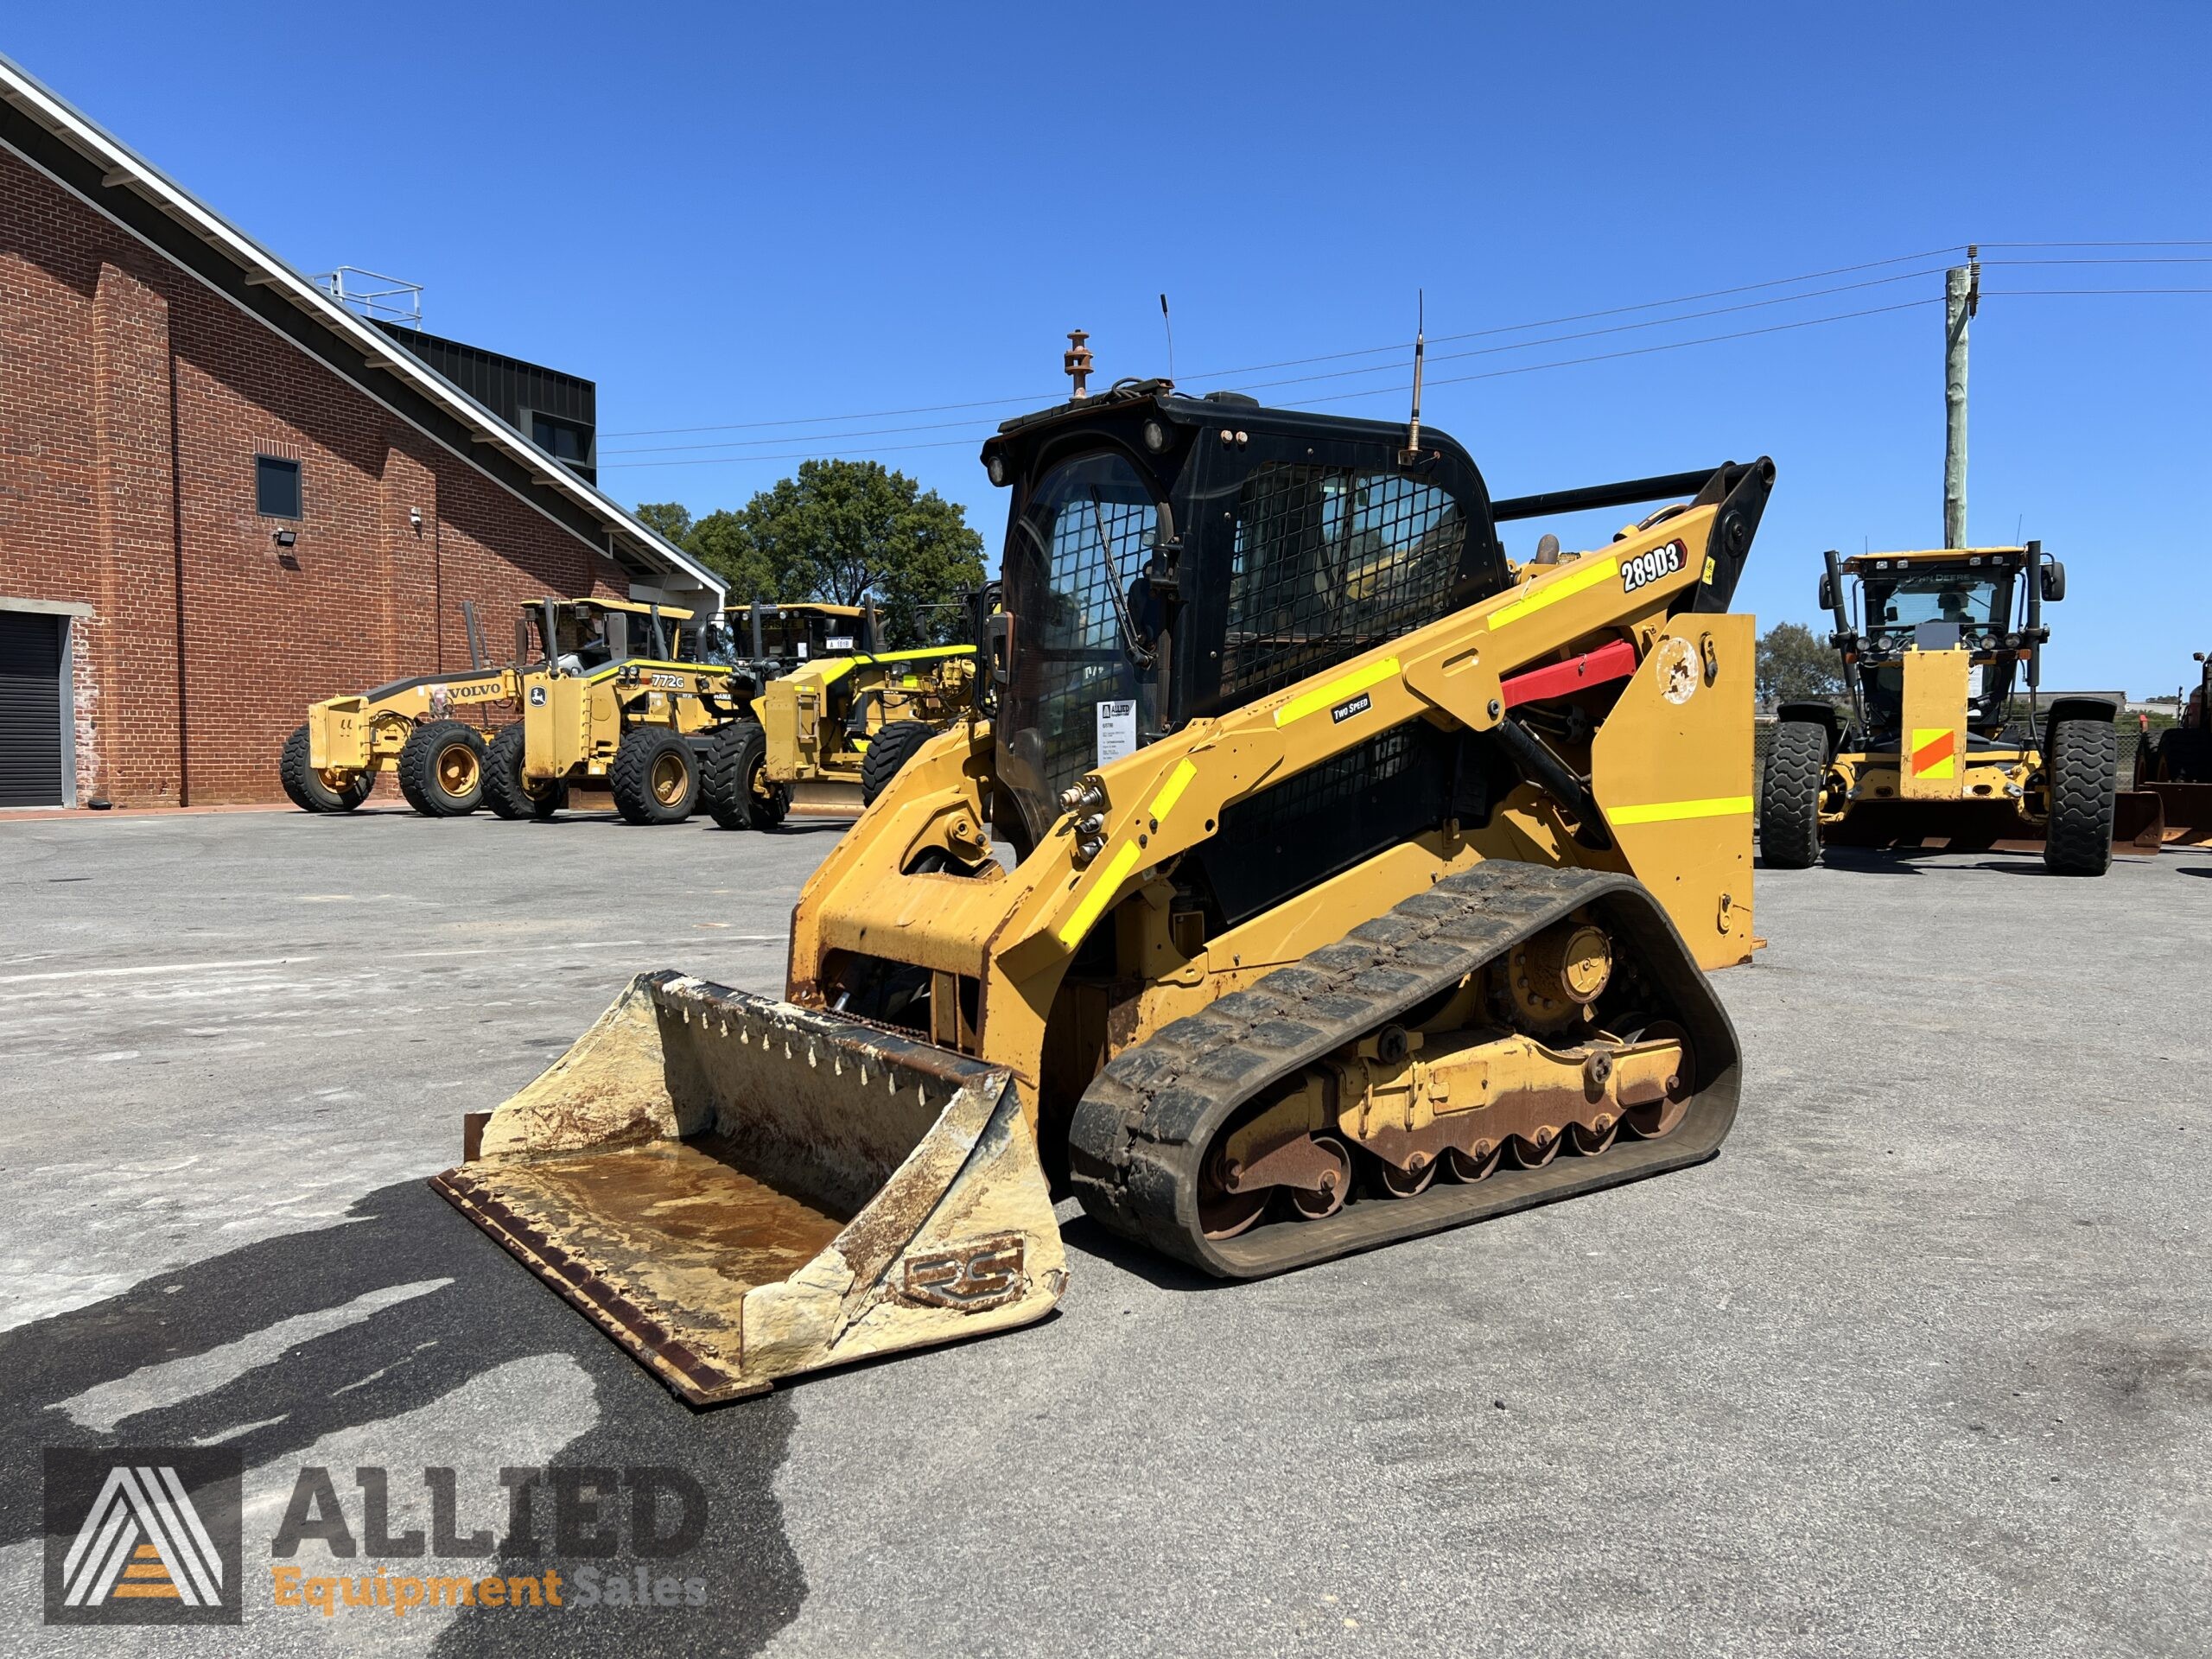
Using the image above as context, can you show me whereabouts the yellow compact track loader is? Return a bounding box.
[2133,649,2212,847]
[283,600,540,817]
[435,380,1775,1402]
[701,601,978,830]
[1759,545,2159,874]
[484,598,738,825]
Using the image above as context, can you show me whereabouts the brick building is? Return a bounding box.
[0,57,723,808]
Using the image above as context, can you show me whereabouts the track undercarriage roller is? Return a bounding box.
[1070,865,1737,1273]
[1198,918,1689,1240]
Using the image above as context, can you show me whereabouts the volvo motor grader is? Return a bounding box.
[1759,544,2154,874]
[2133,647,2212,847]
[702,601,979,831]
[282,598,556,817]
[435,381,1775,1402]
[484,597,734,825]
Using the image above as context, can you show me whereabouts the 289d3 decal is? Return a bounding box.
[1621,539,1687,594]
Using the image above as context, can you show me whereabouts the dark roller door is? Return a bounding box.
[0,612,66,807]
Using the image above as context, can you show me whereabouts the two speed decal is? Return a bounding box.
[1621,539,1688,594]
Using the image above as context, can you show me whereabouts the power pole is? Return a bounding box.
[1942,245,1980,548]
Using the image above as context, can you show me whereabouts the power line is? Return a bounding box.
[604,436,985,471]
[600,245,1973,437]
[609,263,1960,457]
[595,280,2212,473]
[1287,298,1946,408]
[598,244,2211,440]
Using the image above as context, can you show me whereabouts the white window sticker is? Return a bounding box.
[825,635,855,652]
[1096,700,1137,766]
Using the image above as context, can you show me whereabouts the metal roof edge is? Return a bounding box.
[0,52,725,603]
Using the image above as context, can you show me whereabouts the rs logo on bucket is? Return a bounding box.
[903,1236,1026,1312]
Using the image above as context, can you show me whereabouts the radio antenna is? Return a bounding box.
[1398,289,1427,465]
[1159,293,1174,382]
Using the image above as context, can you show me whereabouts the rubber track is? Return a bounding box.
[1758,720,1826,868]
[2043,716,2117,875]
[1066,861,1741,1280]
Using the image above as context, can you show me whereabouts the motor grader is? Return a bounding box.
[281,599,552,817]
[2133,648,2212,846]
[482,597,736,825]
[701,601,979,831]
[1759,544,2156,874]
[435,379,1775,1402]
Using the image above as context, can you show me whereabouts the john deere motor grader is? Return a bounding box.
[1759,544,2155,874]
[2134,648,2212,847]
[483,598,735,825]
[434,381,1774,1402]
[281,599,544,817]
[701,601,979,831]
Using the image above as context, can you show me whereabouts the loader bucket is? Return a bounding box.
[431,972,1065,1403]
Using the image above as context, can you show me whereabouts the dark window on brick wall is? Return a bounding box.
[256,454,302,518]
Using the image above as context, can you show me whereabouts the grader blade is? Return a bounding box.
[2141,781,2212,848]
[432,972,1065,1403]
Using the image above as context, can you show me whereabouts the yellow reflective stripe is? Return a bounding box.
[1489,555,1620,629]
[1148,759,1198,824]
[1273,657,1401,728]
[1606,794,1754,825]
[1057,841,1143,948]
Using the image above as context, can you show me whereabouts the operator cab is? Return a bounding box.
[1834,548,2061,744]
[981,383,1510,850]
[531,598,700,675]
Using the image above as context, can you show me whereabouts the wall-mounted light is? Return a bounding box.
[409,506,423,533]
[274,529,297,548]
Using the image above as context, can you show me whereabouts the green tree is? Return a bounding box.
[1757,620,1844,710]
[686,508,782,606]
[736,460,984,646]
[632,501,695,547]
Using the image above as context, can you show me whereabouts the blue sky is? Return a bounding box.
[11,3,2208,692]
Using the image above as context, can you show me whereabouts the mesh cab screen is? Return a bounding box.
[998,452,1159,828]
[1222,466,1465,700]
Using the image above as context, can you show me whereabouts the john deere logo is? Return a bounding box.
[44,1448,243,1625]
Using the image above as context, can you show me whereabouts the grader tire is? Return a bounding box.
[397,721,487,817]
[612,727,701,826]
[2044,715,2117,877]
[1758,719,1826,869]
[702,721,789,831]
[860,720,938,807]
[280,723,372,814]
[484,723,563,822]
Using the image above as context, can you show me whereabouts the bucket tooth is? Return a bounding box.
[432,971,1065,1402]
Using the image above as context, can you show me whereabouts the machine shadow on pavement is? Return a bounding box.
[0,1180,809,1656]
